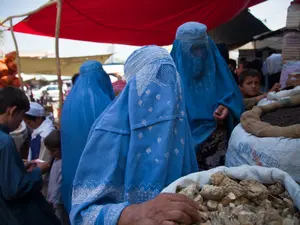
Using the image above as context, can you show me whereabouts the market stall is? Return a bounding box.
[1,0,265,115]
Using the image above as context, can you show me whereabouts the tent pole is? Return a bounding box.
[55,0,63,121]
[9,18,24,90]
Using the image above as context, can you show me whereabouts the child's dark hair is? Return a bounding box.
[0,87,30,114]
[239,69,262,86]
[44,130,61,151]
[238,57,249,68]
[228,59,237,69]
[72,73,79,85]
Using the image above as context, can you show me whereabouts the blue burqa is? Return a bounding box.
[61,60,114,212]
[171,22,244,148]
[70,46,198,225]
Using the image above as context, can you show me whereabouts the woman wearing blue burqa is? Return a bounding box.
[70,46,200,225]
[171,22,244,170]
[61,61,115,212]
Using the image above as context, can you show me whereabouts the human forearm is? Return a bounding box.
[118,204,139,225]
[255,93,267,103]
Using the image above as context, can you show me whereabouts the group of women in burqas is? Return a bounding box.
[60,22,244,225]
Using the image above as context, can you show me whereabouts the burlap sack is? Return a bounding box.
[241,95,300,138]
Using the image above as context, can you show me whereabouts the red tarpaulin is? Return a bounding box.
[13,0,264,46]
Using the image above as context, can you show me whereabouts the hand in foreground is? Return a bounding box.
[269,83,281,93]
[213,105,229,121]
[24,161,37,172]
[118,193,200,225]
[36,161,50,174]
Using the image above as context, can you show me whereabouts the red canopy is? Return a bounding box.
[13,0,264,46]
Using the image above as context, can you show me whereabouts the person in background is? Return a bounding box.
[228,59,238,84]
[112,79,126,96]
[61,61,115,212]
[239,69,281,110]
[216,43,229,63]
[24,102,55,163]
[171,22,244,170]
[24,102,55,196]
[236,57,249,77]
[0,87,60,225]
[262,53,282,91]
[44,130,70,225]
[70,45,199,225]
[71,73,79,86]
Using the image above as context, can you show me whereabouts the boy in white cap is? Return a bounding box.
[24,102,55,163]
[24,102,55,196]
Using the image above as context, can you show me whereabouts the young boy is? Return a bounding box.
[24,102,55,196]
[24,102,55,163]
[45,130,70,225]
[0,87,60,225]
[239,69,281,110]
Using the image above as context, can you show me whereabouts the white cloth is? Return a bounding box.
[162,165,300,210]
[262,54,282,76]
[31,117,55,139]
[28,117,55,162]
[48,159,63,205]
[280,61,300,88]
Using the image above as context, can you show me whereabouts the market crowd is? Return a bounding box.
[0,22,287,225]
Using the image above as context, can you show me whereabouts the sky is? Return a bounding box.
[0,0,292,59]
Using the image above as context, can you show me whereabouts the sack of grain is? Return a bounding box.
[282,32,300,63]
[286,2,300,29]
[162,166,300,224]
[241,95,300,138]
[225,124,300,183]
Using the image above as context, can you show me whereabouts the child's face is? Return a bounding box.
[240,76,261,97]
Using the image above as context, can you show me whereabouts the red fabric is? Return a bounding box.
[13,0,264,46]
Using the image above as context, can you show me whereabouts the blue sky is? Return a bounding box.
[0,0,292,58]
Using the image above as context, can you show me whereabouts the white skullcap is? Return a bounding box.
[26,102,46,117]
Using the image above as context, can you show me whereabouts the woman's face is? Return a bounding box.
[182,43,208,78]
[190,44,208,59]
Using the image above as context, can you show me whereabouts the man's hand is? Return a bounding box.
[213,105,229,121]
[118,193,201,225]
[24,161,37,172]
[269,83,281,93]
[36,161,50,174]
